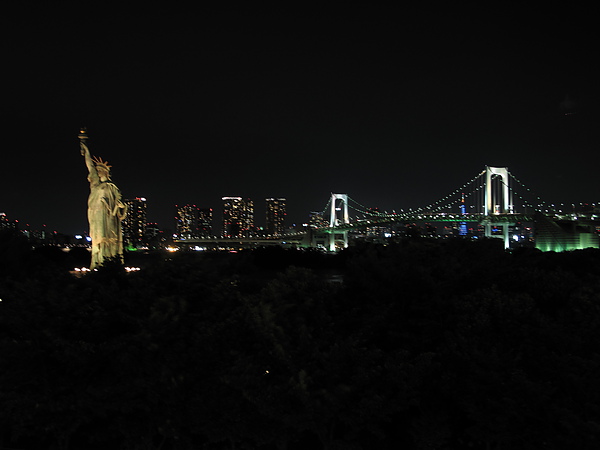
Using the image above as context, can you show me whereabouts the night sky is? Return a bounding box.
[1,9,598,235]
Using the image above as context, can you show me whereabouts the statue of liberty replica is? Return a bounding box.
[79,128,127,269]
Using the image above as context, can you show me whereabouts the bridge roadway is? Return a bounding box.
[324,213,536,231]
[174,213,537,249]
[173,236,305,248]
[174,213,597,250]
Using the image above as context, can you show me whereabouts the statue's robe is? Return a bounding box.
[87,175,126,269]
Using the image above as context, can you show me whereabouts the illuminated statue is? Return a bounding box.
[79,128,127,269]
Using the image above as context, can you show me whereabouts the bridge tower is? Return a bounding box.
[328,193,349,251]
[483,166,514,248]
[484,166,513,215]
[329,193,349,227]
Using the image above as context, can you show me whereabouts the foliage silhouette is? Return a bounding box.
[0,239,599,448]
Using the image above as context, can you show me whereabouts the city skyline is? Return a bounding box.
[3,192,599,239]
[1,194,292,236]
[1,10,598,235]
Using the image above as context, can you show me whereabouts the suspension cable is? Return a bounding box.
[338,168,557,223]
[506,171,554,213]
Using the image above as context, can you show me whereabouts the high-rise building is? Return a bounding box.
[222,197,254,237]
[144,222,160,241]
[265,198,286,236]
[123,197,147,248]
[175,205,212,239]
[308,211,327,228]
[0,212,18,230]
[197,208,213,237]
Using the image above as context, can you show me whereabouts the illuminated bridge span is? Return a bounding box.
[310,166,598,251]
[323,167,526,224]
[175,166,598,252]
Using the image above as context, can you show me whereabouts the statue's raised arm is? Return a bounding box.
[79,128,98,180]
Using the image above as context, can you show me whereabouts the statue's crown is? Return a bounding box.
[92,156,112,172]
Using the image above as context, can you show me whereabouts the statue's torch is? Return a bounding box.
[79,127,88,155]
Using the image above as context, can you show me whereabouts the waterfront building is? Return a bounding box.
[222,197,254,237]
[175,204,212,239]
[308,211,327,228]
[265,198,286,236]
[123,197,147,248]
[0,212,18,230]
